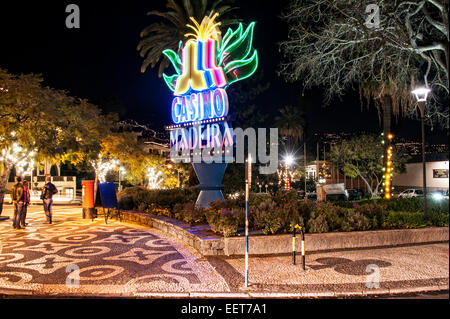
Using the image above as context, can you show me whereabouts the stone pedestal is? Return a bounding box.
[193,162,227,208]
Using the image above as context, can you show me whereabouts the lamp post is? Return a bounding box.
[412,87,431,219]
[284,155,295,190]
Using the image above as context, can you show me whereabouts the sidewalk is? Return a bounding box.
[0,205,448,298]
[206,242,449,297]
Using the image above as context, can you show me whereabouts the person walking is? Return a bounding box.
[11,176,25,229]
[21,180,31,227]
[41,176,58,224]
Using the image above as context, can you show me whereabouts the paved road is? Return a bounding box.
[0,205,229,296]
[0,205,448,298]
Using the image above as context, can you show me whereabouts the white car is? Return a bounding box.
[398,189,424,198]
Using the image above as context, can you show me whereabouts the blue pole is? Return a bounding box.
[245,197,249,287]
[244,154,251,288]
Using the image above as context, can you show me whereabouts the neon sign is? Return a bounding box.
[163,12,258,127]
[171,88,228,124]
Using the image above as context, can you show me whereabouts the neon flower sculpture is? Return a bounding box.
[162,12,258,94]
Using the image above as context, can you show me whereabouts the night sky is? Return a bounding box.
[0,0,447,144]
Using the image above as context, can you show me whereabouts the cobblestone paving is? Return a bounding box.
[0,206,229,296]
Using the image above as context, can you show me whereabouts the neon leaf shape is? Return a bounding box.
[163,73,179,92]
[219,22,255,66]
[162,49,182,75]
[224,49,258,85]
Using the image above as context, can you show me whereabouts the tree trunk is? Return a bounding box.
[0,162,13,215]
[354,168,375,197]
[383,95,392,136]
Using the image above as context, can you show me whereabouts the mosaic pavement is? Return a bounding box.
[0,206,229,296]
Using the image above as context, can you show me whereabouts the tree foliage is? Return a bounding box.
[279,0,449,129]
[0,68,116,213]
[275,105,306,147]
[328,134,405,197]
[137,0,240,76]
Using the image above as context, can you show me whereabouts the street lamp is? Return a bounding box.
[283,154,295,190]
[412,87,431,219]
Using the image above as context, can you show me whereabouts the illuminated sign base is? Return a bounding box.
[193,162,228,208]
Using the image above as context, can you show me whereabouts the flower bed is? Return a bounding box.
[118,188,449,238]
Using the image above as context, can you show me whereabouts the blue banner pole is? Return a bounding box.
[244,154,251,288]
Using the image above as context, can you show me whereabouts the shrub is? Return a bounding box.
[382,211,426,229]
[173,203,206,225]
[311,202,346,231]
[117,186,199,213]
[353,201,387,229]
[209,198,243,210]
[307,213,329,233]
[206,209,239,237]
[341,210,371,232]
[118,195,134,210]
[351,197,448,215]
[206,210,221,233]
[427,211,449,227]
[250,199,284,235]
[218,209,239,237]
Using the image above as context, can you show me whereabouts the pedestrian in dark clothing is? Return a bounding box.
[21,180,31,227]
[41,176,57,224]
[11,176,24,229]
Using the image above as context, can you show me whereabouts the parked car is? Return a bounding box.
[347,189,362,201]
[398,189,424,198]
[324,183,349,201]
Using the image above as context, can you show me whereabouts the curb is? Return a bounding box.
[3,285,446,299]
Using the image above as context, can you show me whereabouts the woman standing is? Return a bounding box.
[21,180,31,227]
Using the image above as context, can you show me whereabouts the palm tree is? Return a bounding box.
[137,0,240,77]
[275,105,306,146]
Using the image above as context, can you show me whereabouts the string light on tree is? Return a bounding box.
[147,167,163,190]
[381,133,394,199]
[0,137,36,176]
[91,155,119,183]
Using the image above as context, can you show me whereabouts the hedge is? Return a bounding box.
[118,187,449,237]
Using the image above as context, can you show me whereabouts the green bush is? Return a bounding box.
[119,187,448,236]
[206,209,239,237]
[382,211,426,229]
[117,186,199,213]
[427,211,449,227]
[250,199,281,235]
[351,197,448,214]
[311,202,346,231]
[341,210,371,232]
[173,203,206,225]
[353,202,387,229]
[307,213,329,233]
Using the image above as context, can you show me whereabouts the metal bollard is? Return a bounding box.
[292,226,296,265]
[300,226,306,270]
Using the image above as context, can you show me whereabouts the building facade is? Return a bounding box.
[392,160,449,192]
